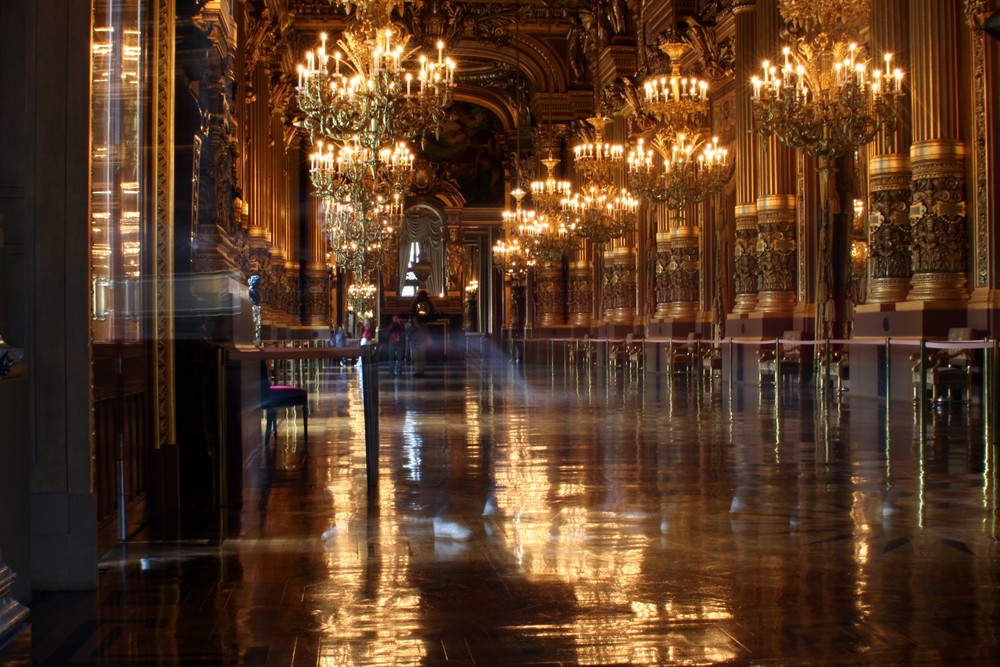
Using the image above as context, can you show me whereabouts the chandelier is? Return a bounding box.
[296,25,455,151]
[309,137,414,202]
[640,40,710,136]
[522,156,578,262]
[492,189,536,280]
[560,187,638,248]
[750,8,904,158]
[627,134,732,209]
[324,193,402,277]
[572,116,625,193]
[346,282,378,318]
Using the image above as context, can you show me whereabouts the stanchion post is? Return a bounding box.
[824,338,832,396]
[668,340,674,377]
[918,339,927,435]
[361,343,380,499]
[695,339,703,386]
[885,337,892,420]
[775,339,782,387]
[728,338,734,395]
[987,338,997,441]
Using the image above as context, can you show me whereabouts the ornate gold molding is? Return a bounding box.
[967,0,993,290]
[154,0,176,449]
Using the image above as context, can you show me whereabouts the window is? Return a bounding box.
[401,241,421,297]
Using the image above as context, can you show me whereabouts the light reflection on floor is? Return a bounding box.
[9,359,1000,666]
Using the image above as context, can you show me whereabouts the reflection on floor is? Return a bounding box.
[4,359,1000,666]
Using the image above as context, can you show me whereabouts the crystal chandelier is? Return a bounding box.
[524,156,578,261]
[296,25,455,151]
[492,189,536,280]
[750,9,904,158]
[627,134,732,209]
[560,187,638,248]
[640,40,710,136]
[324,193,402,277]
[627,36,732,210]
[309,137,414,204]
[347,282,378,318]
[572,116,625,193]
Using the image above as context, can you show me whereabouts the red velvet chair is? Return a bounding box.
[260,362,308,445]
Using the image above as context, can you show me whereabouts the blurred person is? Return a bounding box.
[387,314,406,376]
[333,325,348,365]
[356,318,374,366]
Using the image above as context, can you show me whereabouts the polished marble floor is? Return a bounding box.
[4,356,1000,665]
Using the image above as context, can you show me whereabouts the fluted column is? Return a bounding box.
[732,1,759,313]
[907,0,968,301]
[754,0,797,313]
[535,262,565,327]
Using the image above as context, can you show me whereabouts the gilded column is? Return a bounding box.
[303,195,330,328]
[732,0,758,313]
[669,211,700,320]
[754,0,797,313]
[534,262,565,327]
[866,0,912,304]
[601,117,638,326]
[907,0,968,302]
[602,243,638,324]
[567,250,594,327]
[733,205,758,312]
[654,238,672,319]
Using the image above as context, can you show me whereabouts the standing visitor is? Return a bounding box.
[333,325,348,365]
[410,318,429,377]
[387,314,406,376]
[409,289,435,377]
[357,318,375,366]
